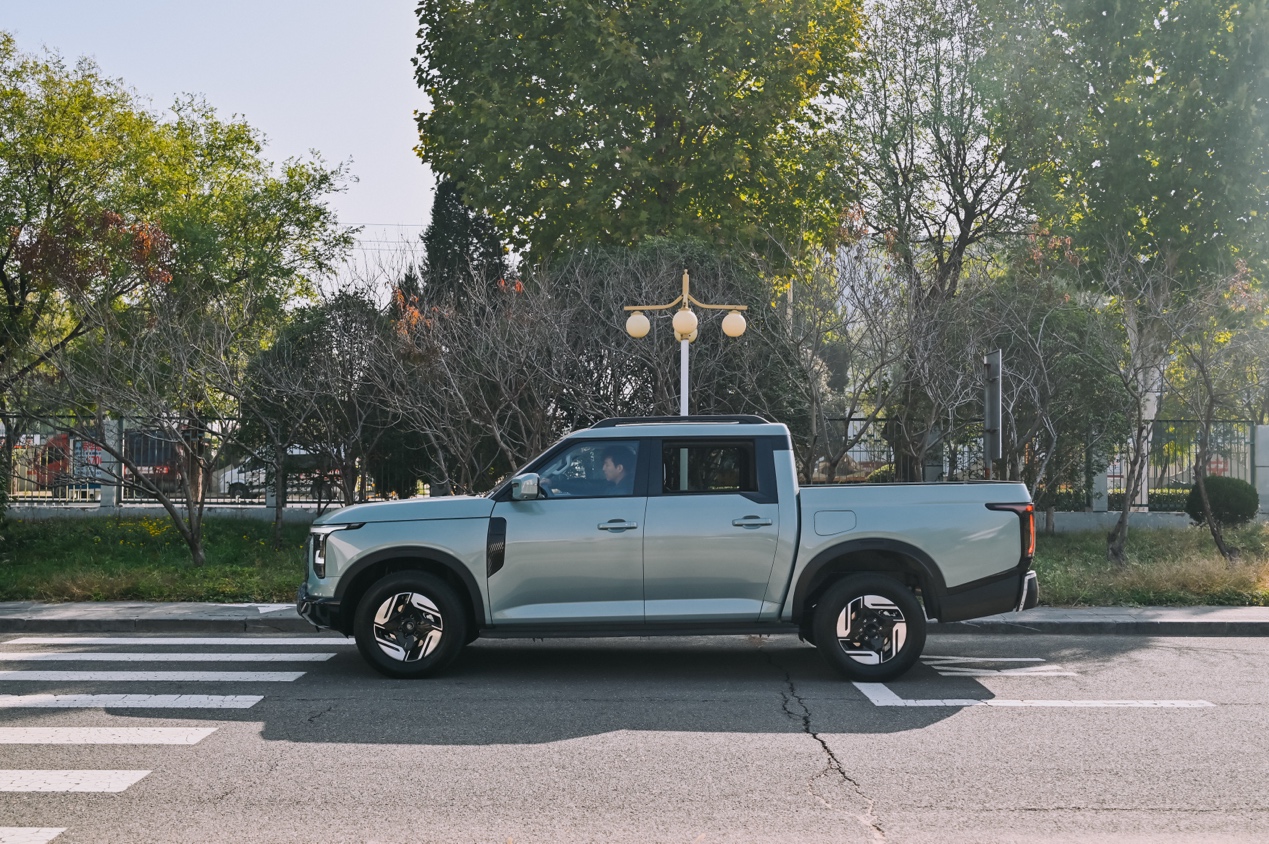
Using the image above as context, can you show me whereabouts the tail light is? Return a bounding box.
[987,502,1035,565]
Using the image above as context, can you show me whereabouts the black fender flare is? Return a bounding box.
[335,546,487,628]
[791,538,948,624]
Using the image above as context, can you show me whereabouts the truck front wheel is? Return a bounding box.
[353,571,467,679]
[812,574,926,682]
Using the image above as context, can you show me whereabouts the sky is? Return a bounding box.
[5,1,435,261]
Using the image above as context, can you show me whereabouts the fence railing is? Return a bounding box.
[3,419,393,508]
[5,416,1258,512]
[1104,420,1256,512]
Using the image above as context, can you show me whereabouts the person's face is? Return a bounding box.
[602,456,625,483]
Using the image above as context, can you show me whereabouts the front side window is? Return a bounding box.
[662,441,756,494]
[536,440,640,498]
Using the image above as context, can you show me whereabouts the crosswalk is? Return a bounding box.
[0,633,345,843]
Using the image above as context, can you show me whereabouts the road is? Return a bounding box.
[0,632,1265,843]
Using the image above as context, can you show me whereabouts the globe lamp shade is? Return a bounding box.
[721,310,747,338]
[625,311,651,339]
[671,308,698,337]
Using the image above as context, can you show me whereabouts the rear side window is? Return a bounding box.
[662,441,756,494]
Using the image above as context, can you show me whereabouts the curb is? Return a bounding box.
[0,618,323,635]
[0,603,1265,636]
[932,619,1269,636]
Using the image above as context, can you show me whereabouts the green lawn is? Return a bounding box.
[0,515,1265,607]
[1033,523,1269,606]
[0,516,308,603]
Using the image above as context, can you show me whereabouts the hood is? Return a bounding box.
[313,495,496,526]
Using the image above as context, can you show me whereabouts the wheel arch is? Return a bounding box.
[791,538,947,626]
[334,547,485,637]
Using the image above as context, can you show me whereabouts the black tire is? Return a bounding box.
[812,574,926,682]
[353,571,468,679]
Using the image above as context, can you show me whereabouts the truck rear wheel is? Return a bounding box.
[812,574,926,682]
[353,571,467,679]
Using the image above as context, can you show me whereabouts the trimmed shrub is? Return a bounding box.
[866,464,895,483]
[1185,476,1260,527]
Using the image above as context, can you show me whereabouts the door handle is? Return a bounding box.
[732,516,773,528]
[598,520,638,531]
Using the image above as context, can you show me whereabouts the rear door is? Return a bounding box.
[642,437,781,622]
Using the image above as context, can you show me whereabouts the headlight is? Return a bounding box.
[309,523,363,578]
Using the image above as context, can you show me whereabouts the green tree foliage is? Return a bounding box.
[0,35,172,398]
[986,0,1269,282]
[414,0,861,257]
[422,178,507,300]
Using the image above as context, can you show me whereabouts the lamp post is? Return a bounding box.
[624,269,748,416]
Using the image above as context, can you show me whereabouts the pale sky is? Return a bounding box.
[5,1,435,259]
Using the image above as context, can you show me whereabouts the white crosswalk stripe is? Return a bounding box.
[0,828,65,844]
[0,652,335,662]
[0,670,304,682]
[0,728,217,744]
[0,770,150,792]
[4,637,352,646]
[0,633,339,837]
[0,693,263,709]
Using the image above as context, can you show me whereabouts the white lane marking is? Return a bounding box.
[0,770,149,792]
[922,656,1046,663]
[0,728,217,745]
[0,652,335,662]
[4,637,352,646]
[0,695,261,709]
[0,828,66,844]
[854,683,1214,708]
[256,604,297,614]
[0,671,304,682]
[932,668,1080,677]
[921,655,1077,677]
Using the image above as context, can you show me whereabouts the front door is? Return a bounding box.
[488,439,646,624]
[642,438,780,621]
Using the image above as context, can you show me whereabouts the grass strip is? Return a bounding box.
[1034,523,1269,606]
[0,516,1265,607]
[0,516,307,603]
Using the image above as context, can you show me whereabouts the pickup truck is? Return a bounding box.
[297,415,1039,681]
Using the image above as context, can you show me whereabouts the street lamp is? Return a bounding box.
[624,269,748,416]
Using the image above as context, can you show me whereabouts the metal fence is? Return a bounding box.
[1105,420,1256,511]
[803,418,987,484]
[4,419,367,507]
[6,416,1257,510]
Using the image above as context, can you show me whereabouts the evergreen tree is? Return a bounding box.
[421,179,506,301]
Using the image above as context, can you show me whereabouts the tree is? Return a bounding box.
[30,92,353,564]
[381,239,808,493]
[254,291,401,508]
[1162,264,1266,562]
[840,0,1031,479]
[988,0,1269,285]
[0,35,173,402]
[414,0,861,257]
[421,178,507,300]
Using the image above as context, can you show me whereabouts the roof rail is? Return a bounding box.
[590,415,771,428]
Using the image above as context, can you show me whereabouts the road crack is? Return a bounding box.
[306,704,334,723]
[760,645,886,842]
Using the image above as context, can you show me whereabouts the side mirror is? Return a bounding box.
[510,473,541,501]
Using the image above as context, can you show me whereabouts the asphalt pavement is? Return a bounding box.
[0,631,1265,842]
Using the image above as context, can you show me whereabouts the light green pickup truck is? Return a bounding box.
[297,415,1038,681]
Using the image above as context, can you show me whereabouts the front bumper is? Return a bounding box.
[296,582,341,630]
